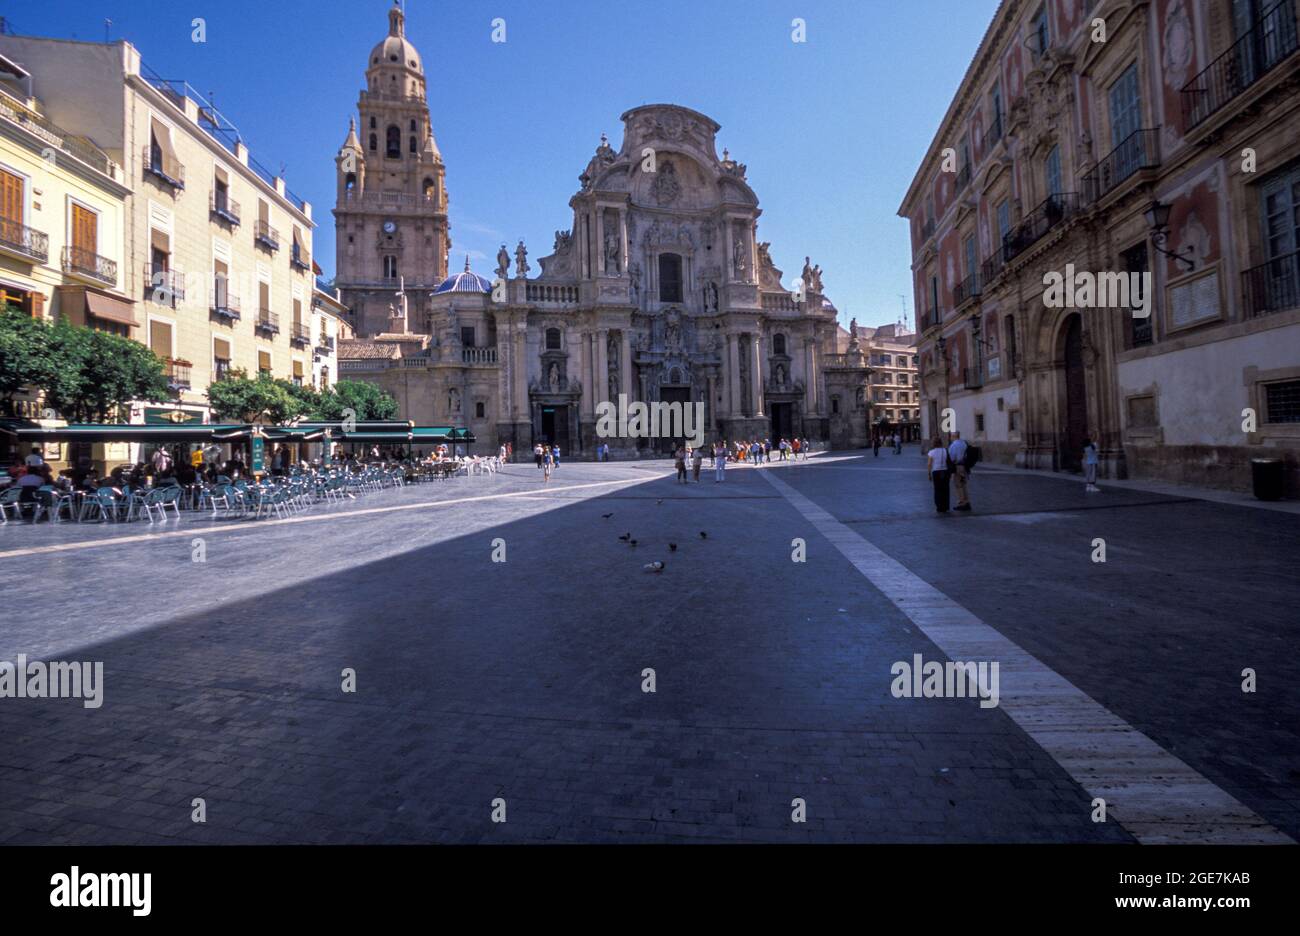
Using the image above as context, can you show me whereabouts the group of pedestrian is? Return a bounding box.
[533,442,561,482]
[725,437,810,464]
[926,431,976,513]
[873,432,903,456]
[925,431,1102,513]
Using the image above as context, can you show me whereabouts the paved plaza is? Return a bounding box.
[1,450,1297,844]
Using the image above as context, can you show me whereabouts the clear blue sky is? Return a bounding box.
[12,0,998,328]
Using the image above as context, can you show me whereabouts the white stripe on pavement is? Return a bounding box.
[759,468,1291,845]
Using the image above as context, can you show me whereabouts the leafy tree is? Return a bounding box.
[3,315,167,422]
[0,308,56,407]
[207,370,308,424]
[312,380,399,421]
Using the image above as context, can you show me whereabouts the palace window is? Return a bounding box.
[1031,5,1050,56]
[1045,144,1062,198]
[409,119,417,132]
[545,328,561,350]
[409,136,417,154]
[461,326,475,347]
[369,134,377,152]
[475,401,486,419]
[383,256,398,279]
[1264,380,1300,423]
[659,253,683,303]
[773,333,786,355]
[386,126,401,158]
[1122,242,1152,347]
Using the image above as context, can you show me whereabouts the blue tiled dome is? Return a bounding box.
[434,259,493,295]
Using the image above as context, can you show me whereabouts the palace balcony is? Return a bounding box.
[981,251,1004,286]
[526,282,579,304]
[1181,0,1299,131]
[61,245,117,286]
[985,113,1004,148]
[955,163,972,193]
[0,214,49,264]
[919,307,941,333]
[290,322,311,345]
[1080,128,1161,205]
[290,244,311,272]
[1002,192,1081,264]
[963,367,984,390]
[953,272,982,308]
[462,346,498,365]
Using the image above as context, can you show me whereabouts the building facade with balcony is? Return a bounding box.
[899,0,1300,492]
[0,32,318,426]
[840,322,922,443]
[0,52,132,374]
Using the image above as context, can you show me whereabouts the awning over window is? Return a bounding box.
[84,290,137,326]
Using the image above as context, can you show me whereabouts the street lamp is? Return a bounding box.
[1144,200,1195,271]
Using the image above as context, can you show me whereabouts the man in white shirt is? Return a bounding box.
[948,432,971,511]
[926,437,952,513]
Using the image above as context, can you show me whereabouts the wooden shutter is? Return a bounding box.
[72,204,98,254]
[0,168,22,223]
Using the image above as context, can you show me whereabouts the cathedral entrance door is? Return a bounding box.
[1060,314,1088,472]
[658,386,690,455]
[769,402,792,447]
[541,405,571,452]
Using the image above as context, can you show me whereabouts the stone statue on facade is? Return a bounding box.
[629,262,641,303]
[604,231,621,274]
[549,363,560,391]
[514,240,529,278]
[496,244,510,279]
[733,235,747,278]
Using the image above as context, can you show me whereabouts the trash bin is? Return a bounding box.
[1250,458,1285,501]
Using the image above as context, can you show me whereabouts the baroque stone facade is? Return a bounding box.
[901,0,1300,493]
[336,10,865,455]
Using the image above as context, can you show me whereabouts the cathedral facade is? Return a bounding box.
[336,7,869,455]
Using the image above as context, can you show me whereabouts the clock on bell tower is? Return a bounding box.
[332,1,449,338]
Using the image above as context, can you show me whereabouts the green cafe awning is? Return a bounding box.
[450,428,476,443]
[410,426,454,443]
[337,430,413,444]
[13,423,252,444]
[296,420,414,433]
[262,426,328,442]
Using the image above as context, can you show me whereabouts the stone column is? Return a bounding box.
[619,330,633,401]
[514,319,529,422]
[727,333,740,417]
[805,338,817,413]
[618,207,628,275]
[580,331,592,419]
[751,331,765,417]
[595,208,606,276]
[595,328,609,405]
[723,223,735,283]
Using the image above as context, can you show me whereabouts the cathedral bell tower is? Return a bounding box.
[333,1,449,337]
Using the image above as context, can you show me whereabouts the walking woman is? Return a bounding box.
[714,442,727,483]
[542,445,554,484]
[926,437,951,513]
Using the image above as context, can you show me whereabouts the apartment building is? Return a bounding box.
[311,279,352,391]
[899,0,1300,492]
[0,33,318,426]
[859,323,922,443]
[0,51,132,390]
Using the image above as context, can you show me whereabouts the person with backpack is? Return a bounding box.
[947,431,973,512]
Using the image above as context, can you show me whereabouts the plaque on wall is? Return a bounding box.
[1169,269,1219,329]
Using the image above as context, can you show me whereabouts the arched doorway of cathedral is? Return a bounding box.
[658,371,691,456]
[1057,313,1088,472]
[769,402,793,447]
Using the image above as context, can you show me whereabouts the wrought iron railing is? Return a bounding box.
[255,219,280,250]
[210,282,241,319]
[981,251,1004,285]
[142,146,184,190]
[1081,128,1161,203]
[964,367,984,389]
[256,309,280,333]
[1181,0,1299,129]
[1002,192,1081,263]
[953,271,982,307]
[61,245,116,285]
[0,91,114,176]
[290,322,311,344]
[144,264,185,305]
[1242,248,1300,318]
[290,244,311,271]
[0,214,49,263]
[165,358,192,390]
[211,191,241,225]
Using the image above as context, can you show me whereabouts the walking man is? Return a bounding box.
[714,441,727,482]
[873,434,880,457]
[691,445,703,482]
[948,431,971,512]
[674,445,688,484]
[926,437,951,513]
[1082,434,1101,492]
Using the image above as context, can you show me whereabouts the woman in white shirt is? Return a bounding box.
[926,437,952,513]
